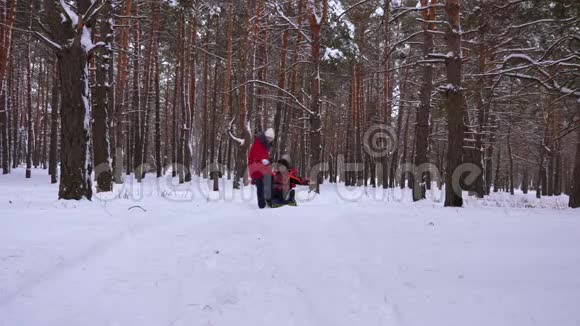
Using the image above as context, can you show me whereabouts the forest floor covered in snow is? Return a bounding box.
[1,168,579,326]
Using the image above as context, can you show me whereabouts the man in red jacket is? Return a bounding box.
[248,128,275,208]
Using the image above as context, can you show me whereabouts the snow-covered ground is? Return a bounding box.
[1,168,579,326]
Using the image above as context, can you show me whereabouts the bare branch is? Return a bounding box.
[232,80,314,116]
[509,17,577,29]
[34,32,63,51]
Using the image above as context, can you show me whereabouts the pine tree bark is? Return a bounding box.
[154,50,162,178]
[41,67,49,170]
[493,146,501,192]
[400,111,411,189]
[381,0,392,188]
[280,0,303,165]
[49,64,59,184]
[307,0,328,193]
[472,5,487,198]
[0,0,17,175]
[11,61,18,169]
[536,141,545,199]
[44,0,94,200]
[484,114,496,195]
[33,60,44,169]
[0,87,8,174]
[139,0,161,178]
[93,0,113,192]
[112,0,132,184]
[186,2,198,181]
[273,28,288,158]
[132,5,143,182]
[507,124,514,195]
[181,14,192,183]
[25,15,33,179]
[176,13,185,184]
[200,15,210,177]
[233,12,251,190]
[413,0,437,201]
[210,38,220,190]
[0,0,17,107]
[554,143,562,196]
[443,0,464,207]
[522,166,529,194]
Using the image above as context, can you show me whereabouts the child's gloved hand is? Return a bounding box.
[262,159,270,165]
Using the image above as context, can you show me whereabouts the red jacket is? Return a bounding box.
[273,168,306,193]
[248,135,271,179]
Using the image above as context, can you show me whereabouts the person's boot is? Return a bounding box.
[287,189,297,206]
[256,178,266,209]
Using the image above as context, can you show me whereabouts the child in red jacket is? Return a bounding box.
[271,155,308,207]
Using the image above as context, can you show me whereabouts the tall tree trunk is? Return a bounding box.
[484,113,496,195]
[186,2,198,181]
[210,36,220,190]
[93,0,113,192]
[49,64,59,184]
[233,11,252,190]
[307,0,328,193]
[522,168,529,194]
[25,14,33,179]
[547,153,554,196]
[58,43,92,199]
[200,15,210,177]
[413,0,437,201]
[132,5,143,182]
[400,111,411,189]
[381,0,392,188]
[389,67,409,188]
[443,0,464,207]
[139,0,161,180]
[154,48,162,178]
[1,1,17,174]
[0,0,17,110]
[493,146,501,192]
[11,61,18,169]
[176,13,185,184]
[507,124,514,195]
[44,0,94,200]
[171,59,179,178]
[472,4,487,198]
[536,141,545,199]
[41,67,49,170]
[273,28,288,159]
[33,60,43,169]
[112,0,132,184]
[280,0,303,164]
[0,81,8,174]
[554,142,562,196]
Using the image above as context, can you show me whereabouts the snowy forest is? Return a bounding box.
[0,0,578,206]
[0,0,579,325]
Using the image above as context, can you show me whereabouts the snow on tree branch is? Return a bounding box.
[60,0,79,27]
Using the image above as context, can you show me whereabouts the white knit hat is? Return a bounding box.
[265,128,275,140]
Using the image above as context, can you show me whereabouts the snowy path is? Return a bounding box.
[1,170,580,326]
